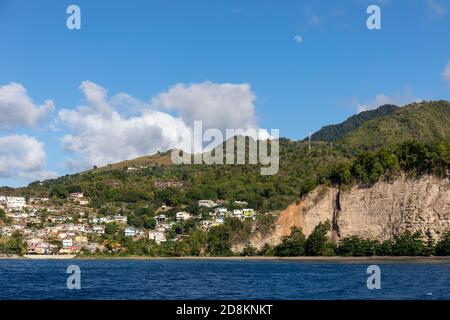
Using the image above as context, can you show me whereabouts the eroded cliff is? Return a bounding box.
[253,174,450,248]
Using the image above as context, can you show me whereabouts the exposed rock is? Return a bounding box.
[252,174,450,249]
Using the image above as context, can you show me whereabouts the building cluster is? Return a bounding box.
[0,194,257,255]
[0,193,108,255]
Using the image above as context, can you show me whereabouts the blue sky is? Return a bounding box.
[0,0,449,187]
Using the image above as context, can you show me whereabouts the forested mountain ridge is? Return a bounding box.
[310,104,399,142]
[335,100,450,152]
[2,100,449,214]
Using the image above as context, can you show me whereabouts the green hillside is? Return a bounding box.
[310,104,399,142]
[4,100,449,216]
[336,100,450,152]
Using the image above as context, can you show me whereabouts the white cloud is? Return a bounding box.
[151,81,262,133]
[0,135,56,181]
[442,60,450,82]
[58,81,193,169]
[427,0,446,18]
[58,81,270,170]
[294,35,303,43]
[352,90,422,113]
[0,82,54,129]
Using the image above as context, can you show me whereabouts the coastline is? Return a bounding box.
[3,255,450,263]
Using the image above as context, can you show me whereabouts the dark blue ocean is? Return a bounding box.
[1,259,450,300]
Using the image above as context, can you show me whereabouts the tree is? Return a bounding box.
[305,221,334,256]
[258,243,275,256]
[423,233,436,256]
[0,232,27,255]
[144,216,156,229]
[241,243,257,256]
[338,236,379,256]
[0,208,11,225]
[105,223,119,235]
[185,230,208,256]
[392,231,425,256]
[275,226,306,256]
[49,185,68,199]
[207,225,232,256]
[330,163,352,185]
[436,231,450,256]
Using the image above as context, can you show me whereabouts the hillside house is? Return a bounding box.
[232,209,244,220]
[6,196,26,210]
[154,179,186,189]
[92,225,105,235]
[62,239,73,247]
[154,214,167,225]
[243,208,255,219]
[176,211,192,221]
[214,207,227,215]
[198,200,217,208]
[234,200,248,207]
[148,231,166,244]
[69,192,84,199]
[124,227,138,237]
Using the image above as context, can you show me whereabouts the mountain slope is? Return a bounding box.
[6,100,450,214]
[336,100,450,152]
[310,104,399,142]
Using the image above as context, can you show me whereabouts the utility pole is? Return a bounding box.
[308,132,312,151]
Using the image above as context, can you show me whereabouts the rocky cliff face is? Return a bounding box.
[252,174,450,249]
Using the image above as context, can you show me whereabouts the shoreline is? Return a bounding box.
[3,255,450,263]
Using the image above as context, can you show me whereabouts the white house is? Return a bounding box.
[69,192,84,199]
[198,200,216,208]
[214,207,227,215]
[232,209,244,220]
[234,200,248,207]
[124,227,137,237]
[79,199,89,206]
[112,215,128,224]
[62,239,73,247]
[176,211,192,221]
[156,223,171,232]
[92,225,105,235]
[154,214,167,224]
[148,231,166,244]
[6,197,26,210]
[29,197,49,203]
[213,217,225,226]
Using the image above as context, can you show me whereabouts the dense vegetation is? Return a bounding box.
[4,101,445,211]
[5,219,450,257]
[334,100,450,152]
[2,100,450,257]
[271,224,450,257]
[329,139,450,188]
[310,104,398,142]
[10,138,346,214]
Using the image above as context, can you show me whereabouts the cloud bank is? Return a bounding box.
[0,82,54,129]
[151,81,261,133]
[0,135,56,181]
[58,81,269,170]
